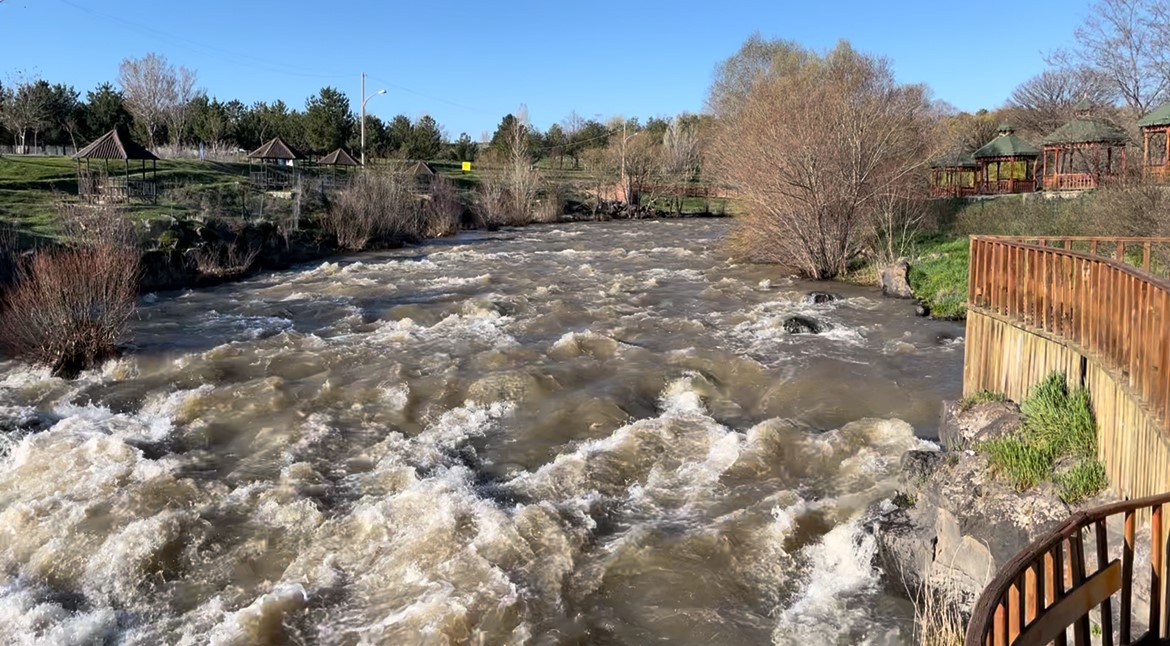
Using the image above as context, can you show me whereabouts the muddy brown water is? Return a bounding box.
[0,220,963,644]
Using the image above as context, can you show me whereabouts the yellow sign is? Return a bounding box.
[461,161,472,172]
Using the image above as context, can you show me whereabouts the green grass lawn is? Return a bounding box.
[0,156,267,235]
[908,236,969,319]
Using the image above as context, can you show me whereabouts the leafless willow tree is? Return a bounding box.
[1051,0,1170,117]
[118,53,197,148]
[710,39,939,279]
[1007,67,1116,135]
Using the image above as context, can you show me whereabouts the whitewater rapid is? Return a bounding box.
[0,220,963,644]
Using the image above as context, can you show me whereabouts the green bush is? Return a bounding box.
[979,372,1107,503]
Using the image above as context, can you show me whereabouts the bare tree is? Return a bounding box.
[167,66,198,146]
[1052,0,1168,116]
[1007,67,1117,134]
[479,108,543,225]
[710,39,938,279]
[0,73,51,150]
[118,53,178,148]
[662,116,703,212]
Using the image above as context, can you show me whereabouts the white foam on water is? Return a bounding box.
[771,518,885,644]
[0,582,118,646]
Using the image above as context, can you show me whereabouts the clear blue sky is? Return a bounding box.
[0,0,1090,139]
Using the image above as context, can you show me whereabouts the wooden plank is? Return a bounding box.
[1095,520,1115,646]
[1013,560,1122,646]
[1123,509,1135,643]
[1153,504,1164,637]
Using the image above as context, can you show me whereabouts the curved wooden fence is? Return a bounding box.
[966,235,1170,435]
[966,493,1170,645]
[964,235,1170,645]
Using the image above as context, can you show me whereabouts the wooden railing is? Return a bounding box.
[966,492,1170,645]
[968,236,1170,425]
[1044,173,1098,191]
[966,235,1170,644]
[980,179,1037,195]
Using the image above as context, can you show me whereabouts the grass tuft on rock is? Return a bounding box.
[956,390,1006,413]
[979,372,1107,503]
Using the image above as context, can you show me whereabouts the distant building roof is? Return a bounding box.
[1138,102,1170,128]
[972,131,1041,159]
[72,128,158,161]
[318,148,359,166]
[1042,117,1129,145]
[248,136,303,161]
[930,152,978,168]
[406,160,436,177]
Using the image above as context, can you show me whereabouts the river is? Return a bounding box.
[0,220,963,645]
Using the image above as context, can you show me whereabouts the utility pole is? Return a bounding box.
[360,72,366,167]
[359,73,387,167]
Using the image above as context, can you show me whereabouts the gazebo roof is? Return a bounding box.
[318,148,359,166]
[930,152,978,169]
[972,131,1041,159]
[406,160,436,177]
[1042,117,1128,146]
[248,136,303,161]
[73,128,158,161]
[1137,102,1170,128]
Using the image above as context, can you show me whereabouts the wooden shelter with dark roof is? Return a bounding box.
[1041,100,1129,191]
[318,148,359,167]
[971,123,1041,195]
[73,128,159,204]
[318,148,359,188]
[929,153,979,198]
[1138,102,1170,181]
[247,136,304,189]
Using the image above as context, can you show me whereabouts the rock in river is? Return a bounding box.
[783,316,825,334]
[805,291,840,304]
[880,259,914,299]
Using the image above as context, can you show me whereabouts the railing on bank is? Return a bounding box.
[967,235,1170,429]
[966,493,1170,646]
[966,235,1170,644]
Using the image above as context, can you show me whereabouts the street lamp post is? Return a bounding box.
[360,72,386,167]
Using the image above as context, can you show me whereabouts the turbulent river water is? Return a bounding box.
[0,220,964,645]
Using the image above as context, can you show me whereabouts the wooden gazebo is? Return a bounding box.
[73,128,159,204]
[1138,101,1170,182]
[971,123,1041,195]
[247,136,304,189]
[929,153,979,198]
[317,147,358,187]
[1041,100,1129,191]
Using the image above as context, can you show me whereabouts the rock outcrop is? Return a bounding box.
[868,400,1145,626]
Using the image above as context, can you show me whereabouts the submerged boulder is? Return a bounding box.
[805,291,840,305]
[880,259,914,299]
[782,316,824,334]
